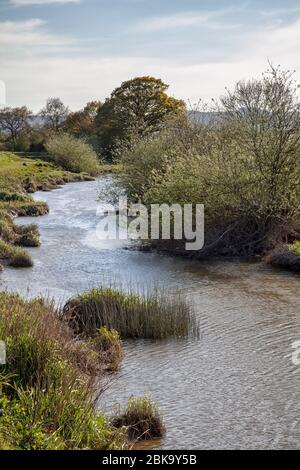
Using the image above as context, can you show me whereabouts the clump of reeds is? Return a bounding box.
[111,395,165,442]
[63,286,198,339]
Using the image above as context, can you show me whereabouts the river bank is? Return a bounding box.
[0,151,121,270]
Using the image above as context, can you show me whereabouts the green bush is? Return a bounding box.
[45,133,101,175]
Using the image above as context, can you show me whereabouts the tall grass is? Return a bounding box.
[63,286,198,339]
[0,239,33,267]
[0,293,125,450]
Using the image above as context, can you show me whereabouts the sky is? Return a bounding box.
[0,0,300,111]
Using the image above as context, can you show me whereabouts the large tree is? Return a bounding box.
[40,97,69,131]
[96,76,185,160]
[64,101,101,137]
[0,106,32,143]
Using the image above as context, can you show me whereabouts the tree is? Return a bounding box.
[220,65,300,219]
[0,106,32,143]
[40,97,69,131]
[96,76,186,160]
[64,101,101,137]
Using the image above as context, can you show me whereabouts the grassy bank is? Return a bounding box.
[0,291,165,449]
[0,292,124,450]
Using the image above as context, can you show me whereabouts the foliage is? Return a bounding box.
[64,101,101,137]
[0,293,125,450]
[45,133,101,175]
[120,66,300,256]
[40,98,69,131]
[0,107,32,144]
[96,76,186,160]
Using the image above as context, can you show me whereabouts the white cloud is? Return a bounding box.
[10,0,80,6]
[0,18,74,47]
[132,8,240,32]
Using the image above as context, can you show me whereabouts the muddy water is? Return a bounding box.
[1,177,299,449]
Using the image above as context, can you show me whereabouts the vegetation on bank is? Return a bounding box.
[0,292,165,450]
[265,242,300,272]
[0,293,124,450]
[63,286,198,339]
[111,396,165,442]
[0,151,95,269]
[45,133,101,175]
[119,66,300,261]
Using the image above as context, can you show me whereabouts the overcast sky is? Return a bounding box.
[0,0,300,111]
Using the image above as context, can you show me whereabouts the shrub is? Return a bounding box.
[63,286,198,339]
[111,396,165,442]
[45,133,101,175]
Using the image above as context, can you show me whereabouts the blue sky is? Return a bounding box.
[1,0,300,110]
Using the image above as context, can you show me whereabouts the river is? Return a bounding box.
[1,177,299,450]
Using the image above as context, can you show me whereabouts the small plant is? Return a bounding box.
[63,286,198,339]
[0,239,33,267]
[111,396,165,442]
[91,327,123,371]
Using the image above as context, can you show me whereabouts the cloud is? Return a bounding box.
[10,0,80,6]
[0,18,74,47]
[132,8,240,32]
[0,9,300,111]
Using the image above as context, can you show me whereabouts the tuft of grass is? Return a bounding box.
[111,396,165,442]
[63,286,198,339]
[0,239,33,268]
[91,327,123,372]
[0,293,126,450]
[289,241,300,255]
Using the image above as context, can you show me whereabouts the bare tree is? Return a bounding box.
[40,97,69,131]
[0,106,32,142]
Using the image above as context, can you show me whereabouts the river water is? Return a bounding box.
[1,177,299,450]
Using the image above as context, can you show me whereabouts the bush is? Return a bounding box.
[45,133,101,175]
[63,286,198,339]
[111,396,165,442]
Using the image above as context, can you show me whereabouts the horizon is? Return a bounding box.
[1,0,300,111]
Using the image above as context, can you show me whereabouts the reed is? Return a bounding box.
[63,286,198,339]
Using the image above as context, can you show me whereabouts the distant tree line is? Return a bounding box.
[0,76,185,161]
